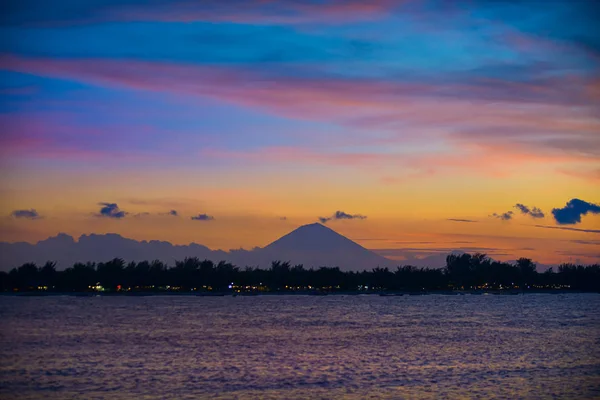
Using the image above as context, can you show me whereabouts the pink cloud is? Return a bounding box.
[199,142,592,182]
[0,113,168,162]
[1,54,598,178]
[557,168,600,183]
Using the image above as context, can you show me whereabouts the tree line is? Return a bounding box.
[1,253,599,292]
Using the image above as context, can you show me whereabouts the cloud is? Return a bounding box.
[491,204,545,221]
[447,218,478,223]
[551,199,600,225]
[319,210,367,223]
[97,203,127,219]
[570,240,600,245]
[191,213,214,221]
[158,209,179,216]
[0,113,167,162]
[113,0,395,24]
[1,55,598,183]
[133,212,151,218]
[558,168,600,183]
[2,0,397,26]
[534,225,600,234]
[127,198,190,208]
[10,209,41,219]
[491,211,513,221]
[279,216,287,221]
[514,203,545,218]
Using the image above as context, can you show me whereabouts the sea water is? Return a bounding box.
[1,294,599,399]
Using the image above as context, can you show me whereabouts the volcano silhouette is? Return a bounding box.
[256,223,394,271]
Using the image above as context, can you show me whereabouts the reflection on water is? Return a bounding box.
[1,294,599,399]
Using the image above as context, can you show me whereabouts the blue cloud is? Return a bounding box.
[319,210,367,224]
[514,203,545,219]
[169,210,178,216]
[191,213,214,221]
[552,199,600,224]
[97,203,127,219]
[491,211,513,221]
[10,209,41,219]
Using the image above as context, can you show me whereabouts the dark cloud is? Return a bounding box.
[375,247,510,258]
[552,199,600,224]
[279,216,287,220]
[570,240,600,245]
[554,250,599,258]
[447,218,478,223]
[97,203,127,219]
[319,210,367,224]
[514,203,545,218]
[191,213,214,221]
[534,225,600,234]
[515,203,530,214]
[491,211,513,221]
[10,209,41,219]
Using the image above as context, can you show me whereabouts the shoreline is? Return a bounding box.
[1,289,598,297]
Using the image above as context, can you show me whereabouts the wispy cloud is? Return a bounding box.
[133,212,151,218]
[534,225,600,234]
[491,211,513,221]
[319,210,367,224]
[112,0,397,25]
[514,203,545,218]
[447,218,478,223]
[570,240,600,245]
[1,55,598,181]
[10,209,42,220]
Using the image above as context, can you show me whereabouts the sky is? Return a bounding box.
[1,0,599,266]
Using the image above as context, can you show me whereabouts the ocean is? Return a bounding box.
[1,294,599,399]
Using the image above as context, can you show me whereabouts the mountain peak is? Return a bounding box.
[297,222,329,230]
[260,223,394,270]
[265,223,347,250]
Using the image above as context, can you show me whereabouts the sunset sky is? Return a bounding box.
[1,0,599,265]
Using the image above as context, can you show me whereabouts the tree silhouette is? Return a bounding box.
[2,253,599,293]
[516,258,536,287]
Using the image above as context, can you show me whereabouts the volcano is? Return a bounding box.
[256,223,394,271]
